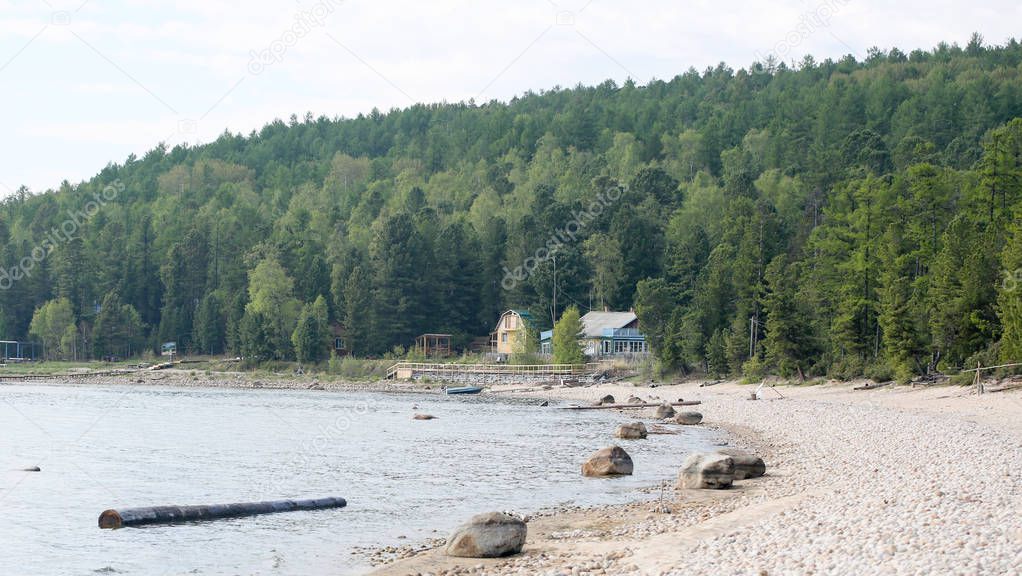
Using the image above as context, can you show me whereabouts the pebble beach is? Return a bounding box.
[374,380,1022,575]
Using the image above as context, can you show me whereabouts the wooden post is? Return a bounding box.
[975,361,984,395]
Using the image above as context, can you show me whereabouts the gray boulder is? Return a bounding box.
[627,395,644,405]
[598,394,616,405]
[445,512,527,558]
[678,452,734,489]
[717,449,766,479]
[654,403,676,419]
[582,445,634,477]
[614,422,648,440]
[675,411,703,425]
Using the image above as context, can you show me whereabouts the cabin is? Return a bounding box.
[490,309,535,355]
[414,333,452,357]
[540,311,649,358]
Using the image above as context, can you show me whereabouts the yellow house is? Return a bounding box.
[490,309,535,355]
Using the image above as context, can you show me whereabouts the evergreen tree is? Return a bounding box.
[292,295,329,364]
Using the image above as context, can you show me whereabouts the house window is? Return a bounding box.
[501,333,508,343]
[334,337,344,350]
[505,316,512,329]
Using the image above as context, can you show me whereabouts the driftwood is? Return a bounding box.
[853,381,892,391]
[561,401,701,411]
[98,497,347,529]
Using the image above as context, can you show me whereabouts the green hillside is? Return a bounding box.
[3,36,1022,380]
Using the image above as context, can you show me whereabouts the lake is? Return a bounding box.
[0,383,716,575]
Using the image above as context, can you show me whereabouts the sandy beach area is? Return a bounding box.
[373,379,1022,575]
[7,369,1021,574]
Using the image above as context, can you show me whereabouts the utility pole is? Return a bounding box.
[749,316,755,359]
[551,254,558,325]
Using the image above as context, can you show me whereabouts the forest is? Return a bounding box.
[2,35,1022,381]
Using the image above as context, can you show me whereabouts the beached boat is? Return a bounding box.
[444,386,483,395]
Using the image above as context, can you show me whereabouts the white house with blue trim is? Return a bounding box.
[540,311,649,358]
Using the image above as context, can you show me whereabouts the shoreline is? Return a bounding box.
[371,379,1022,575]
[6,372,1021,574]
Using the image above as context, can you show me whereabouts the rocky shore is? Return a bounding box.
[372,380,1022,575]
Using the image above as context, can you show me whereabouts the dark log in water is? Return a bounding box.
[98,497,347,529]
[560,401,701,410]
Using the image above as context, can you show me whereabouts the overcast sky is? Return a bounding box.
[0,0,1017,195]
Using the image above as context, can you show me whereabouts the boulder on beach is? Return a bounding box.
[675,411,703,425]
[599,394,616,405]
[614,422,648,440]
[654,403,676,419]
[412,413,437,420]
[582,446,634,477]
[21,466,41,472]
[678,452,734,489]
[717,449,766,479]
[445,512,527,558]
[627,396,644,405]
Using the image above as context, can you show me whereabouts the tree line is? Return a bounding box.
[1,35,1022,380]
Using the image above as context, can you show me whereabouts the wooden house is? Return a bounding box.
[490,309,534,355]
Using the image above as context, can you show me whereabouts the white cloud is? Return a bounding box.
[0,0,1018,194]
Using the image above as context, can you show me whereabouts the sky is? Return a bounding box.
[0,0,1018,196]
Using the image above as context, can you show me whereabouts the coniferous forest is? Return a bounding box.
[3,36,1022,381]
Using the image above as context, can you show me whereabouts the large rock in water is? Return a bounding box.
[654,403,676,419]
[582,446,634,477]
[717,449,766,479]
[675,411,703,425]
[445,512,527,558]
[678,452,735,489]
[614,422,648,440]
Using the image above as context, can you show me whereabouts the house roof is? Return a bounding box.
[580,311,637,338]
[493,309,536,333]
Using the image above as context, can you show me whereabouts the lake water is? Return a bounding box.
[0,384,717,575]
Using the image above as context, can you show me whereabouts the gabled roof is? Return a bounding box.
[580,311,638,338]
[494,309,535,332]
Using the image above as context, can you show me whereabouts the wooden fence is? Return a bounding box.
[386,362,600,380]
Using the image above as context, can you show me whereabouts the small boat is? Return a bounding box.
[444,386,483,395]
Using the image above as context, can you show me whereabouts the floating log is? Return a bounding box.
[561,401,701,410]
[98,497,346,529]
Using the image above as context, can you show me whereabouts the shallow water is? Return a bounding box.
[0,383,717,575]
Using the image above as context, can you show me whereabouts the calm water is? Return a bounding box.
[0,383,716,575]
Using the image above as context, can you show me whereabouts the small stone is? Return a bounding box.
[674,411,703,425]
[678,452,735,489]
[582,446,634,477]
[654,403,676,419]
[614,422,648,440]
[445,512,527,558]
[413,413,437,420]
[717,449,766,479]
